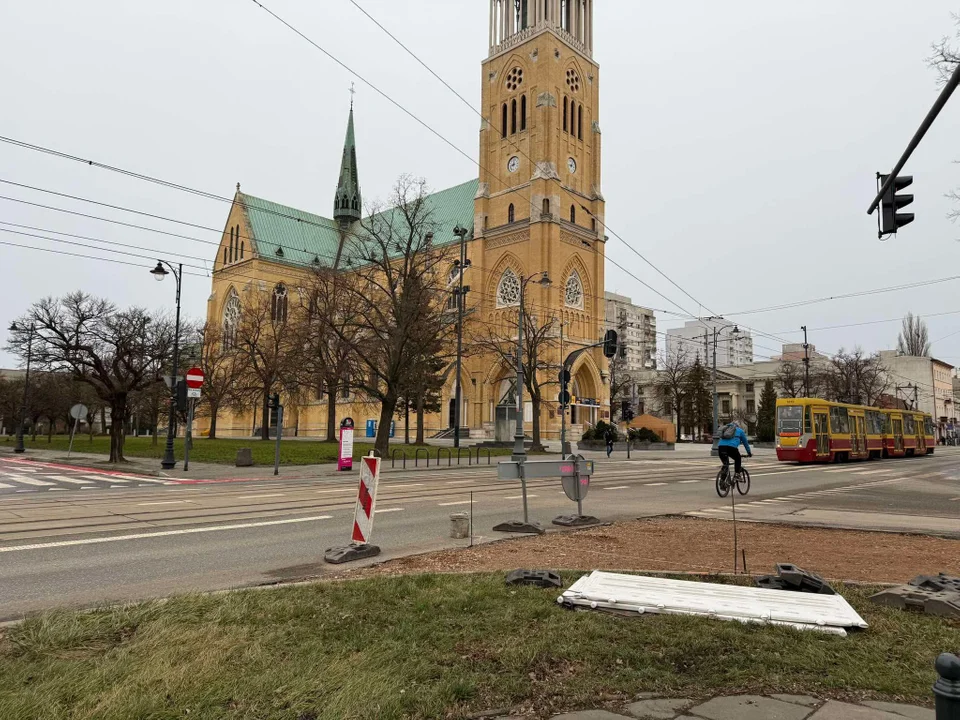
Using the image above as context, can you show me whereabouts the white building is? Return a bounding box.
[665,319,754,367]
[604,292,657,374]
[879,351,955,440]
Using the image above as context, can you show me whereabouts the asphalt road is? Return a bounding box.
[1,447,957,619]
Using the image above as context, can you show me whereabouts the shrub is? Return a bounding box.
[628,427,662,443]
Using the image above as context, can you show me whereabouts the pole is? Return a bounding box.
[453,229,466,449]
[867,61,960,214]
[67,415,79,458]
[802,325,810,398]
[274,404,283,476]
[184,399,195,472]
[512,278,527,462]
[560,321,568,457]
[161,263,182,470]
[712,327,719,444]
[14,324,34,454]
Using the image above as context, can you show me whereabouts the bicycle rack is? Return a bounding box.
[456,448,472,466]
[477,447,492,465]
[437,448,452,467]
[415,447,430,468]
[391,449,406,469]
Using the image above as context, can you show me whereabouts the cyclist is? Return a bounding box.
[717,420,752,478]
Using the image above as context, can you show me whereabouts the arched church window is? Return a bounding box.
[570,204,576,223]
[578,105,583,140]
[222,290,241,350]
[565,271,584,310]
[511,99,517,135]
[496,268,521,308]
[223,247,227,265]
[229,237,235,264]
[502,104,508,137]
[563,97,568,133]
[542,198,550,216]
[272,283,289,323]
[508,203,515,223]
[240,241,244,259]
[520,94,527,131]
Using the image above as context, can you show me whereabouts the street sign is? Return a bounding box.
[338,417,355,472]
[186,367,205,389]
[69,404,89,421]
[187,388,201,399]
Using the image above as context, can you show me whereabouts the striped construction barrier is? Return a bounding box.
[325,453,382,564]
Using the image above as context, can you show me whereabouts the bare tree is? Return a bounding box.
[820,348,889,406]
[653,348,691,439]
[231,286,302,440]
[331,176,455,457]
[608,353,634,423]
[473,313,559,451]
[190,324,237,440]
[5,293,174,462]
[928,14,960,221]
[776,360,806,398]
[897,312,931,357]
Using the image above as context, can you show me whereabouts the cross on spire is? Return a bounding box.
[349,82,356,108]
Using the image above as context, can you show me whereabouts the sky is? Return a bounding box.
[1,0,959,369]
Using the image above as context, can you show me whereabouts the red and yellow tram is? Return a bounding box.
[776,398,934,464]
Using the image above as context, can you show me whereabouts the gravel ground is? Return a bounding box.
[340,517,960,584]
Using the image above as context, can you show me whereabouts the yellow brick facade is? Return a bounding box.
[202,1,609,441]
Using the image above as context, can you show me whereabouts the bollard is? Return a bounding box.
[934,653,960,720]
[449,512,469,539]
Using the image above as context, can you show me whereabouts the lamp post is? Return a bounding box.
[512,271,553,463]
[707,319,739,456]
[452,225,470,449]
[9,321,36,454]
[151,260,183,470]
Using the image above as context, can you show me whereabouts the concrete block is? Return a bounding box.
[235,448,253,467]
[770,695,821,708]
[808,701,908,719]
[689,695,811,720]
[550,712,633,720]
[625,698,692,718]
[859,702,933,719]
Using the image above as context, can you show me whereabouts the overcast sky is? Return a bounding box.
[2,0,959,369]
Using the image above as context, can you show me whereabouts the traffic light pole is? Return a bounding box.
[867,61,960,215]
[802,325,810,397]
[560,321,569,457]
[559,331,619,456]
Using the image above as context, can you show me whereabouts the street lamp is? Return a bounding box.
[512,271,553,462]
[452,225,470,449]
[707,319,739,456]
[8,321,35,454]
[151,260,183,470]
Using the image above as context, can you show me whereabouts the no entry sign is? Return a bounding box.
[186,368,205,389]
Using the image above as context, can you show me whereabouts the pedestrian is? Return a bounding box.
[604,425,616,458]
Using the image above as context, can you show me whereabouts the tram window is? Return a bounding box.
[870,411,885,435]
[804,405,812,433]
[777,405,802,434]
[925,417,935,435]
[829,407,841,433]
[838,407,849,433]
[904,415,916,434]
[882,413,891,434]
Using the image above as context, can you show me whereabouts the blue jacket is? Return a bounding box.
[718,426,752,454]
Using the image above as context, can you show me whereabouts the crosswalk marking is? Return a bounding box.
[0,482,13,489]
[81,475,128,483]
[47,475,94,485]
[5,475,54,486]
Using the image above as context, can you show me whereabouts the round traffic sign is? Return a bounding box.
[185,367,205,389]
[69,404,89,421]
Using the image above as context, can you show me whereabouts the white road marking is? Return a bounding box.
[316,488,356,495]
[136,500,193,507]
[383,483,423,489]
[643,483,667,487]
[438,500,472,506]
[4,475,53,486]
[375,507,404,513]
[236,494,286,500]
[824,468,859,473]
[47,475,94,485]
[445,480,474,485]
[82,475,127,483]
[504,495,538,500]
[604,486,630,490]
[0,514,335,553]
[678,480,700,484]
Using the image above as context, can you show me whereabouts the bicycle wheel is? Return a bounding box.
[736,468,751,496]
[715,468,730,498]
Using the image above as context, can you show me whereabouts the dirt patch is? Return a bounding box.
[336,516,960,584]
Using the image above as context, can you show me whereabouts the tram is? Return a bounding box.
[775,398,935,464]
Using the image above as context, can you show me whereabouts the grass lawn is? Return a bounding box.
[1,573,957,720]
[0,435,519,466]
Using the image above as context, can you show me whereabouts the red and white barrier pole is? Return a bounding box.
[325,452,382,564]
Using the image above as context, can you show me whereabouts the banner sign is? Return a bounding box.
[338,417,355,471]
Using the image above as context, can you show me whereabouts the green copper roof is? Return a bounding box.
[334,105,362,223]
[237,178,477,271]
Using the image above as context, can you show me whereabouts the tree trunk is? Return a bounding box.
[109,397,128,463]
[415,395,425,445]
[151,406,160,446]
[31,418,39,441]
[530,394,545,451]
[208,404,218,439]
[47,418,54,443]
[404,402,410,445]
[325,388,337,443]
[261,390,271,441]
[375,395,398,457]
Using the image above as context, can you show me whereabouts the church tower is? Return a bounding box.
[333,102,362,227]
[474,0,608,431]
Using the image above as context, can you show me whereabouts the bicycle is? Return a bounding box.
[715,463,750,498]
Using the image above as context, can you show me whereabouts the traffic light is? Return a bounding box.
[176,380,187,414]
[558,367,571,409]
[270,393,280,409]
[879,174,914,236]
[603,330,618,359]
[621,400,634,423]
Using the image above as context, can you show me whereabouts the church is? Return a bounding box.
[204,0,610,441]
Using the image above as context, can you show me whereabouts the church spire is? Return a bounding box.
[333,92,362,225]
